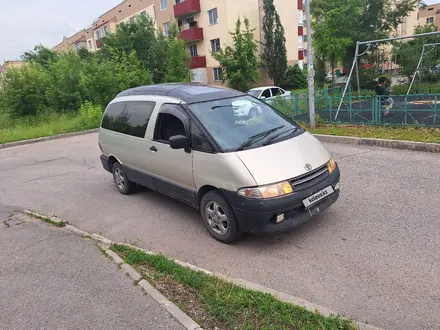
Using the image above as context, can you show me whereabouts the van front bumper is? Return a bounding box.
[223,168,340,234]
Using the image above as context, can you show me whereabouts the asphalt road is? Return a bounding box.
[0,133,439,330]
[0,212,183,330]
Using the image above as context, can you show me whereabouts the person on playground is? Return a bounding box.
[375,77,394,116]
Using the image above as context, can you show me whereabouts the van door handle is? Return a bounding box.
[150,146,157,152]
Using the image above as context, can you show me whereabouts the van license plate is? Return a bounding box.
[303,186,334,208]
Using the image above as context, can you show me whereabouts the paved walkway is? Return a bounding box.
[0,208,184,330]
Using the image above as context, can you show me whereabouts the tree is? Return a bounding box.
[314,55,327,88]
[44,51,86,112]
[81,50,152,108]
[261,0,288,85]
[282,65,307,90]
[395,25,440,80]
[311,0,419,72]
[99,15,165,83]
[164,23,191,82]
[22,45,58,68]
[212,17,259,91]
[0,63,50,117]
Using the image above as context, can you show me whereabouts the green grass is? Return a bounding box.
[309,124,440,144]
[26,211,67,227]
[111,244,356,330]
[0,110,101,144]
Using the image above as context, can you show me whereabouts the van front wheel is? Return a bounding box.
[200,191,241,243]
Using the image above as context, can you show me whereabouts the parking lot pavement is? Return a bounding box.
[0,212,184,330]
[0,133,439,330]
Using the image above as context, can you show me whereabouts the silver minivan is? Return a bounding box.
[98,84,340,243]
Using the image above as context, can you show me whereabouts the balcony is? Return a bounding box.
[190,56,206,69]
[179,22,203,42]
[174,0,201,18]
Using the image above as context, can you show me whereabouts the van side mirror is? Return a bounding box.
[260,96,266,100]
[169,135,189,150]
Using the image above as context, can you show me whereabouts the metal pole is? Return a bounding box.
[335,42,359,120]
[358,30,440,45]
[356,50,361,101]
[305,0,316,129]
[407,45,425,96]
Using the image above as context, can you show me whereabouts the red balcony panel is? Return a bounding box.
[298,0,303,10]
[298,50,304,60]
[298,26,304,36]
[174,0,201,18]
[179,27,204,42]
[190,56,206,69]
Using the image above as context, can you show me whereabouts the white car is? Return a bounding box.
[247,86,292,101]
[232,99,262,118]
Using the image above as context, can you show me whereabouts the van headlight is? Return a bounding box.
[327,157,337,174]
[237,181,293,199]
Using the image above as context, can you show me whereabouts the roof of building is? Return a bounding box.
[116,83,245,104]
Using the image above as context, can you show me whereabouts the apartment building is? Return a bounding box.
[0,60,24,79]
[418,3,440,28]
[52,0,305,85]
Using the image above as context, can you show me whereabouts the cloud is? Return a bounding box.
[0,0,121,61]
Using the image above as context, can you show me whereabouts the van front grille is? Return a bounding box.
[289,164,329,192]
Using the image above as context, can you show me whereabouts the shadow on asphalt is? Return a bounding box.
[134,185,330,247]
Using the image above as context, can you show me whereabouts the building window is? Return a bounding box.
[88,40,92,49]
[103,26,109,36]
[428,7,434,11]
[208,8,218,25]
[189,44,198,57]
[95,30,101,40]
[213,67,223,81]
[163,22,170,36]
[303,49,308,57]
[140,11,147,17]
[129,17,135,24]
[160,0,168,10]
[427,17,434,24]
[210,38,221,53]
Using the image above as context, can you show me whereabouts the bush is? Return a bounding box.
[281,65,307,90]
[0,64,50,118]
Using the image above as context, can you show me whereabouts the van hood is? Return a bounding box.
[235,132,331,185]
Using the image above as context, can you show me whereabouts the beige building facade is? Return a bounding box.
[52,0,305,85]
[0,60,24,79]
[418,3,440,28]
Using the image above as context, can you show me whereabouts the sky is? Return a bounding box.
[1,0,440,62]
[0,0,121,62]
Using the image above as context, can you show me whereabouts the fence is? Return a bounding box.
[266,91,440,127]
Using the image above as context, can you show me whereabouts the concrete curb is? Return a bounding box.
[103,247,202,330]
[0,129,99,150]
[315,134,440,153]
[25,212,383,330]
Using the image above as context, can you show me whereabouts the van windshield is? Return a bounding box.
[188,96,303,151]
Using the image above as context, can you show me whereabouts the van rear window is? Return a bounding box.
[101,101,156,138]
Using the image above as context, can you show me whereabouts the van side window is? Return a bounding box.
[192,124,214,152]
[101,101,155,138]
[154,113,186,143]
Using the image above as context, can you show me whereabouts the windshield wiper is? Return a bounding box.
[263,127,300,146]
[238,125,285,151]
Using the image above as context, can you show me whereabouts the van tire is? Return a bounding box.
[200,191,241,243]
[112,163,135,195]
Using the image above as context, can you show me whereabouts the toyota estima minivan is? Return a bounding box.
[98,83,340,243]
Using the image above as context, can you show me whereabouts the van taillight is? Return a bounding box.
[98,142,103,152]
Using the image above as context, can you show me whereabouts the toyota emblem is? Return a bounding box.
[304,163,313,171]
